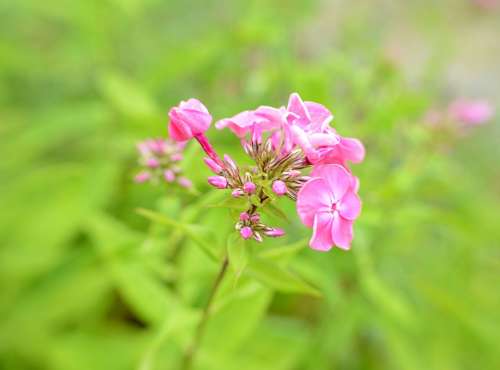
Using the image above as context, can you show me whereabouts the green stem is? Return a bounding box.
[181,254,229,370]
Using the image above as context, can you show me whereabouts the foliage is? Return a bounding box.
[1,1,499,370]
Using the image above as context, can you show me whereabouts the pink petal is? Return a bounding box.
[340,137,365,163]
[338,191,361,220]
[312,164,351,202]
[304,101,333,129]
[296,178,333,227]
[287,93,311,127]
[310,212,334,251]
[331,215,353,250]
[308,132,340,148]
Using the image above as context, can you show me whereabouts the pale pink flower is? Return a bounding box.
[448,99,494,126]
[297,164,361,251]
[272,180,287,196]
[168,98,212,141]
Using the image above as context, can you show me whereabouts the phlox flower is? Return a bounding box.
[297,164,361,251]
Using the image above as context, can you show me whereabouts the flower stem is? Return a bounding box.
[181,254,229,370]
[194,133,224,167]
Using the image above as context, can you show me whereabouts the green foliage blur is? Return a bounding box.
[1,1,499,369]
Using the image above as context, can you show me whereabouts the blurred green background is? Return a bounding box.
[1,0,499,369]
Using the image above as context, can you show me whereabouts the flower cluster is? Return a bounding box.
[425,98,494,130]
[134,138,192,188]
[167,93,365,251]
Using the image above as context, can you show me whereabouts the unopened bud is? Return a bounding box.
[204,157,223,174]
[178,177,192,188]
[208,176,228,189]
[264,228,286,237]
[146,158,160,168]
[240,226,253,239]
[243,182,256,194]
[164,170,175,182]
[272,180,287,196]
[232,188,244,198]
[239,212,250,221]
[135,172,151,183]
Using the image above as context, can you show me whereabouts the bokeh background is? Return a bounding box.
[1,0,499,369]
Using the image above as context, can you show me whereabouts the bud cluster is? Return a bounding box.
[134,138,192,188]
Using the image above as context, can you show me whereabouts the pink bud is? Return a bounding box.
[168,98,212,142]
[250,213,260,223]
[223,154,237,171]
[265,228,286,237]
[286,170,301,178]
[171,153,183,162]
[146,158,160,168]
[239,212,250,221]
[178,177,192,188]
[240,226,253,239]
[204,157,223,174]
[232,189,244,198]
[272,180,287,196]
[243,182,256,194]
[135,172,151,183]
[164,170,175,182]
[208,176,228,189]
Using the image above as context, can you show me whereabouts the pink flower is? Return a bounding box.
[168,98,212,141]
[448,99,494,126]
[272,180,287,196]
[314,137,366,165]
[297,164,361,251]
[208,176,228,189]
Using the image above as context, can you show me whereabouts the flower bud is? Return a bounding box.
[204,157,223,174]
[264,228,285,237]
[272,180,287,196]
[168,98,212,142]
[240,226,253,239]
[146,158,160,168]
[239,212,250,221]
[208,176,228,189]
[231,189,244,198]
[164,170,175,182]
[170,153,183,162]
[243,181,256,194]
[178,177,192,188]
[223,154,237,171]
[135,172,151,183]
[250,213,260,223]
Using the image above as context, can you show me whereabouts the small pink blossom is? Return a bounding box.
[146,158,160,168]
[297,164,361,251]
[250,213,260,223]
[272,180,287,196]
[240,226,253,239]
[448,99,494,126]
[240,212,250,221]
[243,182,256,194]
[168,98,212,142]
[208,176,228,189]
[170,153,183,162]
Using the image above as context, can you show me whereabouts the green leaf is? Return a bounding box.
[247,258,321,297]
[260,201,290,222]
[258,238,308,262]
[136,208,219,261]
[226,233,248,284]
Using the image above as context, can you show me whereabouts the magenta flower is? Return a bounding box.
[297,164,361,251]
[448,99,494,126]
[168,99,212,141]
